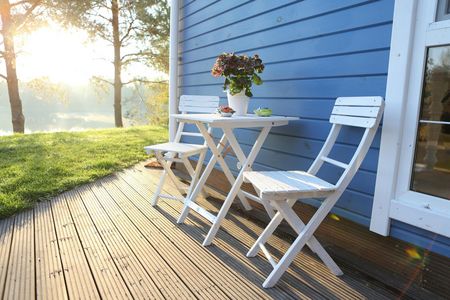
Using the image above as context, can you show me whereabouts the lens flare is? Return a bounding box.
[329,214,340,221]
[405,247,422,260]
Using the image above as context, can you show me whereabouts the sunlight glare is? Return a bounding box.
[18,26,112,85]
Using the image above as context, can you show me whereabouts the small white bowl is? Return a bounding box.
[219,112,234,117]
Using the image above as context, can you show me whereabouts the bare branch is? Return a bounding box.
[10,0,33,7]
[92,76,113,86]
[97,1,111,10]
[0,73,7,80]
[119,16,136,44]
[14,0,43,31]
[96,29,114,44]
[121,51,154,60]
[83,10,111,23]
[118,0,134,12]
[122,78,168,86]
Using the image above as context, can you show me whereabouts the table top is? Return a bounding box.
[171,113,299,128]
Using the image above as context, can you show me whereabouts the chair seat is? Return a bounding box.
[244,171,336,201]
[144,142,207,157]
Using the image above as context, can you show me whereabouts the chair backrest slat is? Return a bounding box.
[330,115,377,128]
[181,132,204,137]
[179,95,220,113]
[332,106,379,117]
[330,96,383,128]
[175,95,220,144]
[309,96,385,190]
[320,156,349,169]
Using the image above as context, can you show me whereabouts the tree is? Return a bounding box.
[0,0,44,133]
[55,0,170,127]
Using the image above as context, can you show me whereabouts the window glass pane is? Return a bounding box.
[436,0,450,21]
[411,45,450,200]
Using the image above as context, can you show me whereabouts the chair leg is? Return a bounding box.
[271,200,343,276]
[182,154,209,198]
[247,208,286,257]
[247,198,297,257]
[263,194,342,288]
[155,152,186,196]
[261,199,276,219]
[151,169,167,206]
[192,151,206,194]
[181,152,205,199]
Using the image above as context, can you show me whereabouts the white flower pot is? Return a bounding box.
[227,90,250,116]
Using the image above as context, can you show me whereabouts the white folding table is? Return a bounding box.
[172,113,298,246]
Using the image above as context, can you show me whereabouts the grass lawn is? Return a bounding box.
[0,125,167,218]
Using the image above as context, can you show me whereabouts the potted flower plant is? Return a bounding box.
[211,52,264,116]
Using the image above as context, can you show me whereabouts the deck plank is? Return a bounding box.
[63,190,133,299]
[105,176,256,299]
[130,164,397,300]
[34,201,68,299]
[75,186,165,299]
[121,167,321,300]
[51,194,100,299]
[86,182,199,300]
[3,209,35,300]
[100,177,238,300]
[0,163,406,299]
[0,217,14,297]
[114,171,299,300]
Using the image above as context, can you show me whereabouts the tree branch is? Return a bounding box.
[121,51,154,60]
[10,0,33,7]
[92,76,113,86]
[119,16,136,44]
[14,0,43,31]
[83,10,111,23]
[122,78,168,86]
[95,29,114,44]
[0,73,7,80]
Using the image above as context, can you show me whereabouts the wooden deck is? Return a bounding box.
[0,162,403,299]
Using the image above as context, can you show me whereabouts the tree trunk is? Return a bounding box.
[0,0,25,133]
[111,0,123,127]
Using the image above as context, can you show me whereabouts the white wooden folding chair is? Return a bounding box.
[144,95,220,206]
[244,96,384,288]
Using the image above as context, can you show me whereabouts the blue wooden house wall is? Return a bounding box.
[178,0,450,257]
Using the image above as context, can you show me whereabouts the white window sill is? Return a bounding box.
[390,192,450,237]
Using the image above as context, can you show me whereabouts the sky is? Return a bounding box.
[0,24,168,134]
[14,24,165,85]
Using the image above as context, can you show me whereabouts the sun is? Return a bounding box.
[17,26,112,85]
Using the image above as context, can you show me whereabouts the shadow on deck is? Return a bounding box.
[0,162,403,299]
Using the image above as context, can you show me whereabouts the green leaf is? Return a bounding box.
[252,74,262,85]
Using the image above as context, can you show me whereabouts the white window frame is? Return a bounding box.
[371,0,450,238]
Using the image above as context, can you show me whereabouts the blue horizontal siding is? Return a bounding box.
[179,0,450,257]
[180,0,256,32]
[181,0,363,49]
[391,221,450,257]
[181,75,388,99]
[180,23,392,74]
[180,0,221,21]
[180,0,392,62]
[181,50,390,86]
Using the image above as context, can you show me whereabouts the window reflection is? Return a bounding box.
[411,45,450,200]
[436,0,450,21]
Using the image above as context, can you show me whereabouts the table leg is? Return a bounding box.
[203,126,272,246]
[196,123,251,209]
[222,127,274,216]
[177,131,228,224]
